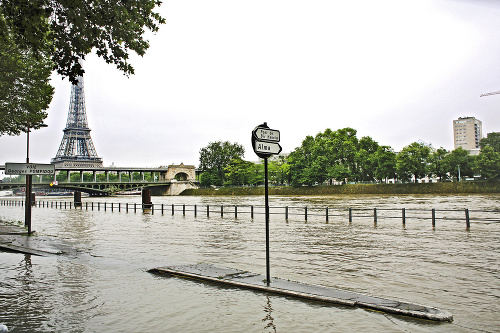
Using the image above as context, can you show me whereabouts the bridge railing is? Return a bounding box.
[1,199,499,229]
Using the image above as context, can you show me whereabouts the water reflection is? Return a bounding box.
[0,254,52,332]
[262,296,277,333]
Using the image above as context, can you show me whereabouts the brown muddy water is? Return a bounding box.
[0,194,499,332]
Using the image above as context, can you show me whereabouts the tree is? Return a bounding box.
[428,147,449,181]
[289,135,316,186]
[443,147,474,180]
[356,136,380,182]
[224,158,260,186]
[480,132,500,153]
[396,142,431,182]
[199,141,245,186]
[0,13,54,135]
[289,128,381,185]
[268,154,290,185]
[1,0,165,82]
[373,146,396,182]
[475,146,500,181]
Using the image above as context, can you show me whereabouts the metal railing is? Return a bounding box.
[1,199,498,229]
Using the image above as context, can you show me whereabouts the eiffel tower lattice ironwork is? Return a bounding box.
[52,75,103,167]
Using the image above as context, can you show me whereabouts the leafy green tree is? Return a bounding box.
[289,128,379,185]
[480,132,500,153]
[373,146,396,182]
[55,171,67,182]
[199,141,245,186]
[289,135,317,186]
[1,0,165,82]
[224,158,258,186]
[268,154,290,185]
[328,164,351,184]
[428,147,449,181]
[199,171,218,187]
[443,147,474,180]
[475,146,500,181]
[0,13,54,135]
[327,128,359,181]
[356,136,380,182]
[396,142,431,182]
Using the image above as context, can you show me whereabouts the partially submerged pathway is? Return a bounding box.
[149,263,453,322]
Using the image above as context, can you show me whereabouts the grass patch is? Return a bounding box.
[181,182,500,196]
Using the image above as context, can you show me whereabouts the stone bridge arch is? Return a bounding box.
[160,163,196,181]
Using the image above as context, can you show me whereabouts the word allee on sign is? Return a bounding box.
[5,163,55,175]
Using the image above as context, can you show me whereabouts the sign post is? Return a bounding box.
[251,123,281,286]
[5,163,55,234]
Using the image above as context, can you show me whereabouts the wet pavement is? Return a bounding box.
[0,223,68,257]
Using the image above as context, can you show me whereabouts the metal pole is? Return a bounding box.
[25,121,32,234]
[264,156,270,286]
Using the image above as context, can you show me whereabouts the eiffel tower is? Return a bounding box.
[51,75,103,167]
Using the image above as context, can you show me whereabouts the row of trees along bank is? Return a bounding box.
[197,129,500,187]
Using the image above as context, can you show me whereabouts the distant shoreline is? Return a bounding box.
[181,182,500,196]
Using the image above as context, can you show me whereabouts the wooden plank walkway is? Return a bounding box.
[148,263,453,322]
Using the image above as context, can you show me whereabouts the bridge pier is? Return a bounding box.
[74,191,82,207]
[142,189,152,209]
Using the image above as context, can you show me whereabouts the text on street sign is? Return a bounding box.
[5,163,55,175]
[254,140,282,155]
[253,127,280,142]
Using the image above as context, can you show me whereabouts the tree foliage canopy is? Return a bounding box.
[395,142,431,182]
[1,0,165,81]
[197,129,500,187]
[0,13,54,135]
[480,132,500,153]
[199,141,245,186]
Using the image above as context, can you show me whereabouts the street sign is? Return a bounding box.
[5,163,55,175]
[251,122,282,285]
[253,127,280,142]
[253,140,282,155]
[252,122,282,158]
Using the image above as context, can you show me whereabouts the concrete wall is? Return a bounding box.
[166,181,198,196]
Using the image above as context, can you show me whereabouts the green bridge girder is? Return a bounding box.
[0,181,172,197]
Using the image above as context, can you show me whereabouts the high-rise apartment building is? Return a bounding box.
[453,116,482,154]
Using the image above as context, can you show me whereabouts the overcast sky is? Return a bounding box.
[1,0,500,172]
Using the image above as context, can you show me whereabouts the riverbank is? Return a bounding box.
[181,181,500,196]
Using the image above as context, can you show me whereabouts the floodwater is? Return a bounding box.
[0,194,499,333]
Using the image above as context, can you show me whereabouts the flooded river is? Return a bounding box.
[0,194,499,332]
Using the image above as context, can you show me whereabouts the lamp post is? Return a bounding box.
[25,121,48,235]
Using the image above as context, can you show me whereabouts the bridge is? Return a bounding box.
[0,163,198,196]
